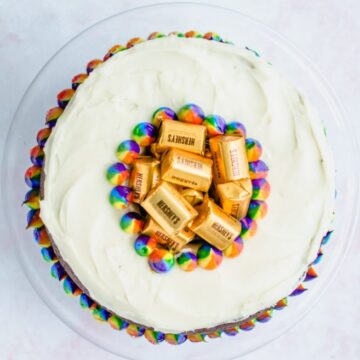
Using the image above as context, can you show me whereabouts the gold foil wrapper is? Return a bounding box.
[205,149,212,159]
[161,148,213,192]
[216,178,253,220]
[150,143,161,160]
[142,217,195,252]
[180,188,204,206]
[157,120,206,155]
[151,163,161,188]
[168,227,196,253]
[141,181,198,235]
[142,217,172,245]
[189,197,242,250]
[209,136,226,184]
[209,135,249,183]
[130,157,159,203]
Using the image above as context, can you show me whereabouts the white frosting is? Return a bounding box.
[41,36,335,333]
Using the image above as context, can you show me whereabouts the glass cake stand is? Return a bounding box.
[2,3,359,359]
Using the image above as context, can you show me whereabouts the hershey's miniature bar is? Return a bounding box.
[142,217,195,251]
[161,148,213,192]
[189,197,242,250]
[141,181,198,235]
[209,135,249,183]
[167,227,196,252]
[151,163,161,188]
[157,120,207,155]
[142,217,171,245]
[208,136,226,184]
[216,178,253,220]
[130,157,159,203]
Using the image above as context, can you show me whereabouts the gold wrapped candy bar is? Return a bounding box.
[161,148,213,192]
[208,136,226,184]
[216,178,253,220]
[180,188,204,206]
[189,197,242,250]
[142,217,195,252]
[151,162,161,188]
[168,227,196,252]
[130,157,159,203]
[150,143,161,160]
[141,181,198,235]
[142,217,171,245]
[209,135,249,183]
[205,149,212,159]
[157,120,207,155]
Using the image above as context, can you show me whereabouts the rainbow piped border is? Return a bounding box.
[24,31,333,345]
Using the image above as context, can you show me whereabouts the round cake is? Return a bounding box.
[26,32,335,341]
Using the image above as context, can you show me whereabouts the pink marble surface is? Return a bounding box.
[1,0,360,359]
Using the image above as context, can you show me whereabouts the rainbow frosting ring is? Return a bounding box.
[99,70,271,276]
[110,103,270,273]
[23,30,334,345]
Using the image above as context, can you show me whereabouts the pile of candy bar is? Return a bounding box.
[107,104,269,273]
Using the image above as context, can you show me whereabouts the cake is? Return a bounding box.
[24,31,335,344]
